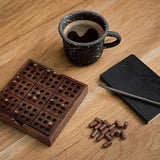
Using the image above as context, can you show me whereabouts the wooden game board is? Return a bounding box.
[0,60,88,145]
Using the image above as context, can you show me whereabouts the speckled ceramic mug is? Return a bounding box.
[58,10,121,66]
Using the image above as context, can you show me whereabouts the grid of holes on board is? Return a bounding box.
[37,69,63,92]
[6,76,34,98]
[20,61,45,82]
[0,92,21,115]
[13,100,41,125]
[44,93,71,118]
[31,110,59,135]
[57,78,82,100]
[25,85,52,107]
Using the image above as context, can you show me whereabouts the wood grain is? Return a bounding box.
[0,0,160,159]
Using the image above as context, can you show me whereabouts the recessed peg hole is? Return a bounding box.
[58,111,62,115]
[43,120,47,124]
[33,109,37,112]
[19,108,23,111]
[23,87,27,91]
[54,81,58,84]
[26,67,30,71]
[34,122,38,126]
[41,80,45,83]
[52,108,57,112]
[22,103,26,107]
[73,90,78,93]
[40,90,44,93]
[41,113,46,116]
[47,116,51,120]
[18,85,22,88]
[76,86,80,89]
[0,99,3,102]
[52,118,57,122]
[20,115,24,119]
[70,94,74,98]
[63,85,67,88]
[27,106,32,109]
[25,118,29,122]
[53,96,58,100]
[56,103,60,107]
[38,118,42,121]
[14,99,18,102]
[52,74,56,78]
[46,83,50,86]
[20,92,24,95]
[64,92,69,95]
[66,81,70,84]
[15,89,19,93]
[6,108,10,111]
[22,81,26,84]
[59,99,63,102]
[27,83,31,86]
[64,101,69,105]
[42,97,46,100]
[39,101,43,105]
[51,85,55,88]
[29,63,33,66]
[40,125,44,129]
[29,113,33,117]
[36,72,40,75]
[1,105,5,109]
[10,103,14,107]
[49,78,53,82]
[45,128,49,132]
[31,70,35,73]
[71,83,75,86]
[47,105,51,109]
[4,94,8,97]
[24,110,28,114]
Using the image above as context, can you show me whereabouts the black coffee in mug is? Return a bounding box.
[59,10,121,66]
[63,20,104,43]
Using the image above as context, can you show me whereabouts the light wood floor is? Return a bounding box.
[0,0,160,160]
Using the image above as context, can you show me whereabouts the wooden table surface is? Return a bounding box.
[0,0,160,160]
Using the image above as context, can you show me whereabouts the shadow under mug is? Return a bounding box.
[58,10,121,66]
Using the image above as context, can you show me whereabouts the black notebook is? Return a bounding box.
[100,54,160,123]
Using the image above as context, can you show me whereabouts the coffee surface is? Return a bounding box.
[63,20,104,43]
[67,28,99,43]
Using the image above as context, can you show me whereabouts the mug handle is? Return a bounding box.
[104,31,121,48]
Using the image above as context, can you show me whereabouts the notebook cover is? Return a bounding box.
[100,54,160,123]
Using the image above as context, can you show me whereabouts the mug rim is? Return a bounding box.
[58,10,109,46]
